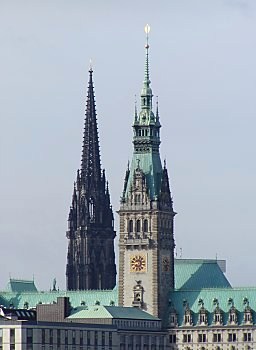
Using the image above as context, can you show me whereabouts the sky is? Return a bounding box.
[0,0,256,291]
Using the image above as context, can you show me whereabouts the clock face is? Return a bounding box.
[162,256,170,272]
[130,255,146,273]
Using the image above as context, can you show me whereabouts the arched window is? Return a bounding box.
[136,220,141,232]
[143,219,148,232]
[89,198,94,220]
[128,220,133,233]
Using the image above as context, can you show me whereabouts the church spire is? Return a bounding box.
[66,67,116,291]
[81,68,101,186]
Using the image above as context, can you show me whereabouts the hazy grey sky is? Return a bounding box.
[1,0,256,290]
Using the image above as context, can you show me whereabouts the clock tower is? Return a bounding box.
[118,26,176,319]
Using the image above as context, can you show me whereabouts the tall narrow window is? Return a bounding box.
[72,330,76,345]
[136,220,141,232]
[65,330,68,345]
[143,219,148,232]
[0,329,3,350]
[128,220,133,233]
[27,329,33,347]
[79,331,83,346]
[10,329,15,345]
[57,330,61,347]
[89,198,94,220]
[49,329,53,345]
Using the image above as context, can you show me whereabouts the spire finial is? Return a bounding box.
[144,24,150,48]
[156,95,159,121]
[134,94,138,121]
[144,24,150,85]
[89,59,93,72]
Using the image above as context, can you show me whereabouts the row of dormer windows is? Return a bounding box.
[178,309,252,326]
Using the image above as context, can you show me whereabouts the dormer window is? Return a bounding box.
[244,309,252,324]
[243,298,252,324]
[213,307,223,325]
[199,313,206,324]
[183,309,193,326]
[185,315,190,324]
[212,299,223,325]
[197,299,208,326]
[228,307,238,325]
[198,308,208,326]
[168,308,178,327]
[227,298,238,325]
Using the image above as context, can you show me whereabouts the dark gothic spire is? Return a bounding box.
[81,68,101,188]
[66,68,116,291]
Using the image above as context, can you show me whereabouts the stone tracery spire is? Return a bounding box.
[66,68,116,291]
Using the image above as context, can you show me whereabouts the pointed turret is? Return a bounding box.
[66,68,116,291]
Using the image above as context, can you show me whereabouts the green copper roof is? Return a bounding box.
[174,259,231,290]
[0,260,231,309]
[5,279,38,293]
[169,287,256,326]
[68,305,159,320]
[126,153,163,200]
[0,289,117,310]
[68,305,112,319]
